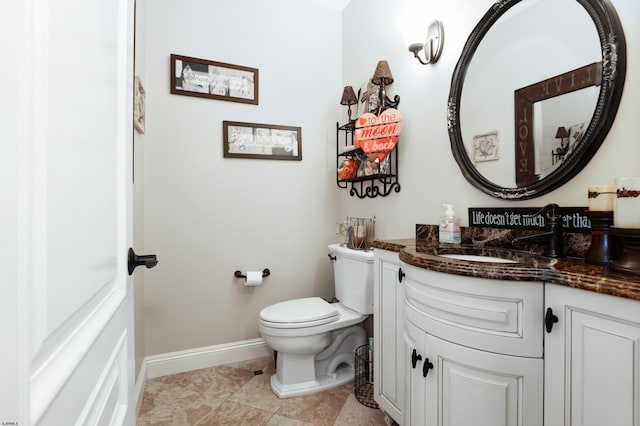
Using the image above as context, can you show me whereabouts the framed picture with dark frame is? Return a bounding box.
[223,121,302,161]
[170,54,258,105]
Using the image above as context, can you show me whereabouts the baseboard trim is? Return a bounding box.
[135,338,271,413]
[144,337,271,379]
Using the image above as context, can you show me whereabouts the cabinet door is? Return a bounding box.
[373,250,405,424]
[545,284,640,426]
[405,319,428,426]
[427,333,543,426]
[405,320,543,426]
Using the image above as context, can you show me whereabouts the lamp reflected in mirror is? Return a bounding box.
[552,126,570,165]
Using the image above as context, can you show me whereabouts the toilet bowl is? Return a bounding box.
[259,297,367,397]
[258,244,374,398]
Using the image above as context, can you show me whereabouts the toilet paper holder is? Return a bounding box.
[234,268,271,279]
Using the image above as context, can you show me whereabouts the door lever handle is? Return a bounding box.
[128,247,158,275]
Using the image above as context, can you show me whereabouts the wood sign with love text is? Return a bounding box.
[354,108,402,163]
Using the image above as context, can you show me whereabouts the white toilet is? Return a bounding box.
[258,244,373,398]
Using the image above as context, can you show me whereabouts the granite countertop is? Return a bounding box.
[373,237,640,302]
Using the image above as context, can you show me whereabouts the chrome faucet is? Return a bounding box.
[512,204,565,258]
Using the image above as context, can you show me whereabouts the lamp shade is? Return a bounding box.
[371,60,394,85]
[555,126,569,138]
[340,86,358,105]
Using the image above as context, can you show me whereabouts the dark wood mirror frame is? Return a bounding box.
[447,0,626,200]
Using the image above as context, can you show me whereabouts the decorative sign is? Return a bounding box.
[354,108,402,162]
[468,207,591,233]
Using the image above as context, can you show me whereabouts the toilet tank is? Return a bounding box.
[328,244,374,315]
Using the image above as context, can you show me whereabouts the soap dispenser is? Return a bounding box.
[439,204,461,244]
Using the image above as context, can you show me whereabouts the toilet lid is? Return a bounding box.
[259,297,339,327]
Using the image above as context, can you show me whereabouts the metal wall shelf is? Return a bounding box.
[336,121,400,198]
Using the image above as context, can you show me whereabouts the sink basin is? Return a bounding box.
[437,253,520,264]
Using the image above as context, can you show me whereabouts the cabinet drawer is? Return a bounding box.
[403,263,543,357]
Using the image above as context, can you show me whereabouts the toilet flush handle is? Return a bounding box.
[328,253,337,261]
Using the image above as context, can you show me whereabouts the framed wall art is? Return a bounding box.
[134,76,145,133]
[170,54,258,105]
[223,121,302,161]
[472,131,499,163]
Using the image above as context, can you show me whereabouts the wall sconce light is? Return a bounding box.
[408,20,444,65]
[340,86,358,122]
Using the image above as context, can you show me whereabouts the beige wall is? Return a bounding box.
[140,0,343,356]
[135,0,640,360]
[341,0,640,239]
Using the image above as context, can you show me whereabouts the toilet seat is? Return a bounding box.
[259,297,339,329]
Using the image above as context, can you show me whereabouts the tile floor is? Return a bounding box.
[137,355,390,425]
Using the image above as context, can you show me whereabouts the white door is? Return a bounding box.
[1,0,136,424]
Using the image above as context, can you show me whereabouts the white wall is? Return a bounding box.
[141,0,343,355]
[341,0,640,239]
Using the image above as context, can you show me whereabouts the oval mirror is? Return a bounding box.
[448,0,626,200]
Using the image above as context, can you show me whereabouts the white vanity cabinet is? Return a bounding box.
[544,284,640,426]
[373,249,406,424]
[402,264,544,426]
[373,247,640,426]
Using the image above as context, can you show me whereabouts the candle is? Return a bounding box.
[587,185,615,211]
[614,177,640,228]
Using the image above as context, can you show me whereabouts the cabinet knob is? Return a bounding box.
[422,358,434,378]
[411,349,422,368]
[545,307,559,333]
[398,267,406,283]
